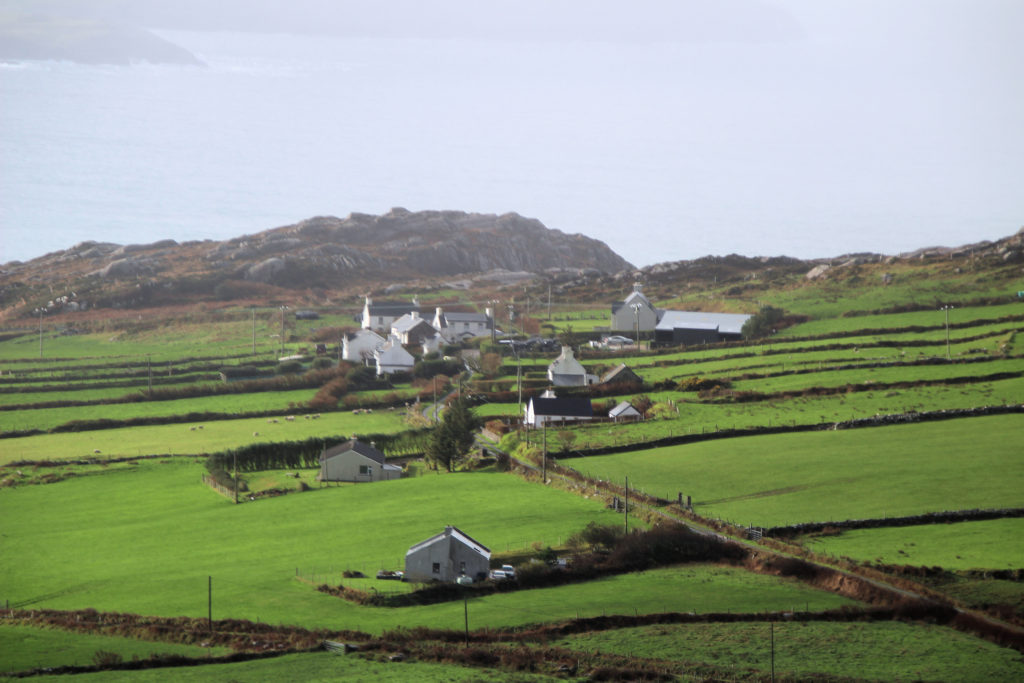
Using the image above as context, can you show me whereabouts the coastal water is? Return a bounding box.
[2,30,1021,267]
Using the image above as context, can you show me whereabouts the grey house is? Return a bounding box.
[404,526,491,583]
[318,439,402,483]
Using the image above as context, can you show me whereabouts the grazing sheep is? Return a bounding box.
[190,426,196,431]
[253,432,259,437]
[93,449,101,454]
[313,414,320,419]
[286,416,295,422]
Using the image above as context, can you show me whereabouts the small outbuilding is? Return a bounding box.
[600,363,643,386]
[609,401,642,421]
[404,526,491,583]
[319,439,402,483]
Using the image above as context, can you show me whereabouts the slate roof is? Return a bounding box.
[405,526,491,558]
[655,311,752,336]
[320,438,387,465]
[609,401,641,419]
[600,363,642,385]
[528,396,593,418]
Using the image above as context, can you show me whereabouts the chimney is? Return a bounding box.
[633,282,643,293]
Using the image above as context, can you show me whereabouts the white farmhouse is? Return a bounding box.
[374,334,415,375]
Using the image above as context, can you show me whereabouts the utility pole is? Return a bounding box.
[147,354,152,396]
[547,282,552,320]
[251,306,256,355]
[463,594,469,646]
[38,310,43,359]
[208,576,212,632]
[624,476,629,534]
[770,622,775,682]
[542,422,547,483]
[233,451,238,504]
[941,305,954,360]
[279,306,286,357]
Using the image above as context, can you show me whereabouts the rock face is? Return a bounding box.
[2,210,634,304]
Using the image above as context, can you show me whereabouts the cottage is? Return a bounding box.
[609,401,642,421]
[432,307,494,342]
[600,363,643,386]
[547,346,598,387]
[524,394,594,428]
[404,526,491,583]
[390,311,440,346]
[342,329,386,365]
[361,295,420,332]
[374,334,416,376]
[610,282,659,333]
[319,439,402,483]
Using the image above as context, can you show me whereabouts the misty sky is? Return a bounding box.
[2,1,1022,266]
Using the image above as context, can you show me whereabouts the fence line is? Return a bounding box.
[201,474,234,500]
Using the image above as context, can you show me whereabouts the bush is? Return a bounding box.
[276,360,304,375]
[92,650,124,668]
[311,357,335,370]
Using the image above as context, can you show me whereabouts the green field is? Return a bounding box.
[0,460,856,635]
[0,625,230,674]
[553,620,1024,682]
[561,414,1024,527]
[0,410,409,464]
[805,518,1024,570]
[0,649,555,682]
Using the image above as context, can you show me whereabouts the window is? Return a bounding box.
[432,562,440,574]
[359,465,371,475]
[459,561,466,573]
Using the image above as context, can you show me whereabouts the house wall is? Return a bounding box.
[655,328,722,345]
[321,451,398,482]
[404,540,489,583]
[611,303,658,332]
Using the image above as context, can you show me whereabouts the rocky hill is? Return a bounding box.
[0,209,632,317]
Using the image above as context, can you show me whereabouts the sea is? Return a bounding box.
[2,30,1022,268]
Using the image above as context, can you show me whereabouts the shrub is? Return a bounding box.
[92,650,124,668]
[311,357,335,370]
[276,360,304,375]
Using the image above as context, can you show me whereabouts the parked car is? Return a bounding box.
[376,570,403,580]
[456,575,474,585]
[500,564,516,579]
[489,569,510,581]
[603,335,633,345]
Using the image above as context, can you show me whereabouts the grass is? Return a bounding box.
[0,410,410,464]
[561,414,1024,527]
[0,625,230,674]
[804,518,1024,570]
[552,620,1024,681]
[0,460,854,637]
[0,650,557,682]
[779,302,1024,336]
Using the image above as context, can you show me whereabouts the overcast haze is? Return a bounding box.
[1,1,1022,267]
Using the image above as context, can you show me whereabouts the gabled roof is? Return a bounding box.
[528,396,593,418]
[345,329,385,343]
[405,525,491,558]
[320,438,387,465]
[600,363,642,385]
[655,311,752,336]
[365,301,420,316]
[609,401,641,418]
[442,311,490,324]
[391,313,436,335]
[548,346,586,377]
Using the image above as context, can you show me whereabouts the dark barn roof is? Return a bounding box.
[529,396,593,418]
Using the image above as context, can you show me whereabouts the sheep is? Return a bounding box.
[285,416,295,422]
[253,431,259,437]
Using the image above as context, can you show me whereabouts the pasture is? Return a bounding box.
[0,625,230,674]
[0,410,408,464]
[560,414,1024,527]
[0,460,854,635]
[805,518,1024,571]
[552,620,1024,681]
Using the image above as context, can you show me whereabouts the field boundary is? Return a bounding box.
[765,507,1024,539]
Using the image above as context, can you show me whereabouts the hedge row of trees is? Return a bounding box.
[204,429,433,474]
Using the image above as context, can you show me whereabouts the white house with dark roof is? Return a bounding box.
[319,439,402,482]
[547,346,598,387]
[404,526,491,583]
[361,295,420,332]
[374,334,415,375]
[342,329,386,365]
[524,394,594,428]
[390,311,439,346]
[432,307,494,342]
